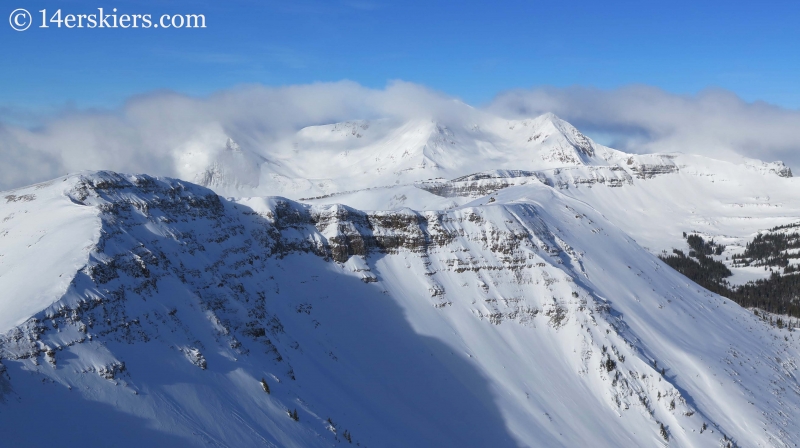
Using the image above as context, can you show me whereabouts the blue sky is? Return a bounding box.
[3,0,800,112]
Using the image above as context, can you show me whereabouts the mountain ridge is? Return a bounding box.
[1,168,799,446]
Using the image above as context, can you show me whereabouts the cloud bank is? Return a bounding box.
[1,81,799,191]
[487,85,800,168]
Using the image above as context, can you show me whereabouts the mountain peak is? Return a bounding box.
[194,138,267,192]
[537,111,562,122]
[225,137,242,152]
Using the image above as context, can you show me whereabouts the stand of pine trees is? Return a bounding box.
[660,232,800,318]
[731,228,800,269]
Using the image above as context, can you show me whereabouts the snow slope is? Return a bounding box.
[1,171,800,447]
[0,177,100,333]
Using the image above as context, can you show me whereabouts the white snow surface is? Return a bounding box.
[0,113,799,447]
[0,177,100,333]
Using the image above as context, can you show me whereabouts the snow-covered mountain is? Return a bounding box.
[278,113,797,287]
[1,113,799,447]
[190,113,648,199]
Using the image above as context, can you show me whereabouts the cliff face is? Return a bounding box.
[415,166,635,199]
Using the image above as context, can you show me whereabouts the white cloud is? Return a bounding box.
[1,81,798,191]
[0,81,473,190]
[487,85,800,169]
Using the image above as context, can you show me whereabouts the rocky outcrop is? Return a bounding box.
[743,159,794,178]
[542,166,634,188]
[416,166,634,198]
[415,170,548,198]
[621,155,680,179]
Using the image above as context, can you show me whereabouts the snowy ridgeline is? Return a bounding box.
[0,171,799,447]
[188,112,791,200]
